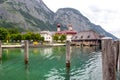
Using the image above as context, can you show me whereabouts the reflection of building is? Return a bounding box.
[40,31,54,43]
[82,46,100,53]
[56,24,77,41]
[43,48,53,57]
[72,30,104,46]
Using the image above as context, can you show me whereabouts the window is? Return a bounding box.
[75,36,77,39]
[81,36,83,38]
[87,35,90,38]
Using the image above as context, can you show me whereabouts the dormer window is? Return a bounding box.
[87,35,90,38]
[75,36,77,39]
[81,36,83,38]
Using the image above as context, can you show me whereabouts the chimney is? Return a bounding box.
[57,24,61,31]
[68,24,72,30]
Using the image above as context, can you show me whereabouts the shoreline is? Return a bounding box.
[1,43,66,48]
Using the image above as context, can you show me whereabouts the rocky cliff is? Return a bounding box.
[0,0,55,31]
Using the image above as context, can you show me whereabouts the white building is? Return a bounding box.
[40,31,54,43]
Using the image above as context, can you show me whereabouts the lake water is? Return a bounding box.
[0,46,102,80]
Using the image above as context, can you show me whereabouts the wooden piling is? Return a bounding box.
[113,40,119,71]
[101,37,116,80]
[119,40,120,71]
[0,41,2,60]
[66,41,71,67]
[24,40,29,64]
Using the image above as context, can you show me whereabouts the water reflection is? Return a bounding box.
[65,67,70,80]
[0,58,3,79]
[80,46,100,54]
[117,72,120,80]
[41,47,53,58]
[25,64,29,80]
[0,46,102,80]
[69,46,102,80]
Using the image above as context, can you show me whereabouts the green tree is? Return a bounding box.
[0,28,9,40]
[59,34,66,42]
[53,34,59,42]
[32,33,41,41]
[10,33,22,42]
[23,32,32,40]
[8,28,19,34]
[40,36,44,41]
[10,34,16,42]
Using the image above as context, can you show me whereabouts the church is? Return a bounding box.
[55,24,77,41]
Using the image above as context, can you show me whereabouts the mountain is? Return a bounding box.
[0,0,56,31]
[54,8,117,39]
[0,0,117,39]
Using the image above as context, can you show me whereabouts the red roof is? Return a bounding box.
[56,30,77,35]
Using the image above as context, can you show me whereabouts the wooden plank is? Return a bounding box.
[101,37,116,80]
[66,41,71,67]
[24,40,29,64]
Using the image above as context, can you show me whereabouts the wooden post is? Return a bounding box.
[66,41,71,67]
[101,37,116,80]
[113,40,119,71]
[24,40,29,64]
[119,40,120,71]
[0,41,2,61]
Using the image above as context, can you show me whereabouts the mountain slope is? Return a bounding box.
[0,0,55,31]
[54,8,117,39]
[0,0,117,39]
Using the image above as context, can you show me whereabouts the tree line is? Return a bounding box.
[0,28,44,42]
[52,34,66,42]
[0,27,67,43]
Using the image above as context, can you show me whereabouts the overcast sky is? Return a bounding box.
[43,0,120,38]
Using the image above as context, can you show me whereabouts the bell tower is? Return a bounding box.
[57,24,61,31]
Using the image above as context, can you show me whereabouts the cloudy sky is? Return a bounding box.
[43,0,120,38]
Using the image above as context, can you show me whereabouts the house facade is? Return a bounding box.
[40,31,54,43]
[71,30,104,46]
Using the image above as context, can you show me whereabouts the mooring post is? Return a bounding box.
[24,40,29,64]
[0,41,2,60]
[66,41,71,67]
[118,40,120,71]
[113,40,119,71]
[102,37,116,80]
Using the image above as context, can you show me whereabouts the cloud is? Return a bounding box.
[43,0,120,38]
[87,4,120,31]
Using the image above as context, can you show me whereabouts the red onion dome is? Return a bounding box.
[57,24,61,27]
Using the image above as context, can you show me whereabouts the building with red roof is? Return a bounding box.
[55,24,77,41]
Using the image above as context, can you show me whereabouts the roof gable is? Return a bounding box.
[72,30,102,40]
